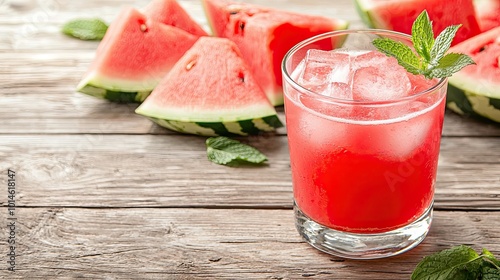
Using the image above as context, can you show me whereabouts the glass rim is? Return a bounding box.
[281,29,448,106]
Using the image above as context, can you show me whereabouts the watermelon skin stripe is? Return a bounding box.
[238,120,261,135]
[149,115,282,136]
[261,115,283,129]
[490,98,500,111]
[196,122,241,137]
[354,0,376,29]
[447,84,500,123]
[79,84,150,103]
[446,84,477,116]
[152,118,218,136]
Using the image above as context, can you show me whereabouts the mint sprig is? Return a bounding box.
[373,10,475,79]
[206,137,267,166]
[411,245,500,280]
[62,18,108,41]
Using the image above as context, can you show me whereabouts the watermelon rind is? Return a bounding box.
[135,36,283,136]
[447,80,500,123]
[446,26,500,123]
[76,7,199,104]
[78,83,150,103]
[148,115,282,136]
[353,0,377,29]
[137,102,282,136]
[77,73,155,103]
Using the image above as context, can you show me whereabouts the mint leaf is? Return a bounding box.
[412,246,500,280]
[372,38,422,75]
[428,53,476,78]
[429,24,461,67]
[411,245,482,280]
[412,10,434,62]
[372,10,475,79]
[483,249,500,269]
[206,137,267,166]
[62,19,108,40]
[482,266,500,280]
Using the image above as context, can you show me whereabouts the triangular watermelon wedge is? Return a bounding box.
[136,37,283,136]
[77,7,199,103]
[354,0,481,46]
[143,0,208,36]
[202,0,348,106]
[447,26,500,123]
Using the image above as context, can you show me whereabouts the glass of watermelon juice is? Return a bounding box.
[282,30,448,259]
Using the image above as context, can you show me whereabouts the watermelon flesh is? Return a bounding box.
[136,37,283,136]
[143,0,208,36]
[474,0,500,32]
[447,26,500,122]
[202,0,348,106]
[355,0,481,46]
[77,7,199,103]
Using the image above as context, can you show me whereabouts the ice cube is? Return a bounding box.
[351,66,411,101]
[299,60,334,86]
[318,82,352,100]
[297,104,349,150]
[352,51,398,70]
[297,49,351,92]
[348,114,433,161]
[408,100,430,114]
[385,115,433,160]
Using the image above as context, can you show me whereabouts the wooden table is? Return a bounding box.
[1,0,499,278]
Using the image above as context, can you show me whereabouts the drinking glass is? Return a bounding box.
[282,30,448,259]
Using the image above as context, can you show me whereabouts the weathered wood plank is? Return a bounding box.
[0,207,498,279]
[1,134,499,209]
[0,0,360,25]
[1,0,497,279]
[1,97,498,136]
[0,0,361,51]
[0,83,498,136]
[0,1,498,136]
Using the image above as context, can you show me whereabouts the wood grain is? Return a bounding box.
[0,207,499,279]
[1,134,499,209]
[0,83,498,136]
[0,1,498,137]
[0,0,499,278]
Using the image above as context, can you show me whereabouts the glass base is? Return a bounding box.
[294,202,433,259]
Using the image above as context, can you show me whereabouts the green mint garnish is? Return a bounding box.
[206,137,267,166]
[483,266,500,280]
[373,10,475,79]
[62,19,108,40]
[411,245,500,280]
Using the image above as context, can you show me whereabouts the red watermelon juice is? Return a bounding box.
[282,30,448,258]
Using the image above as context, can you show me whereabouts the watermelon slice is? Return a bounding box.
[447,26,500,123]
[143,0,208,36]
[135,37,283,136]
[202,0,348,106]
[474,0,500,32]
[77,7,199,103]
[354,0,481,46]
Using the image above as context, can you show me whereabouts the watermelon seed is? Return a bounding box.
[238,72,245,83]
[239,22,245,31]
[140,24,148,32]
[228,4,243,14]
[186,60,197,70]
